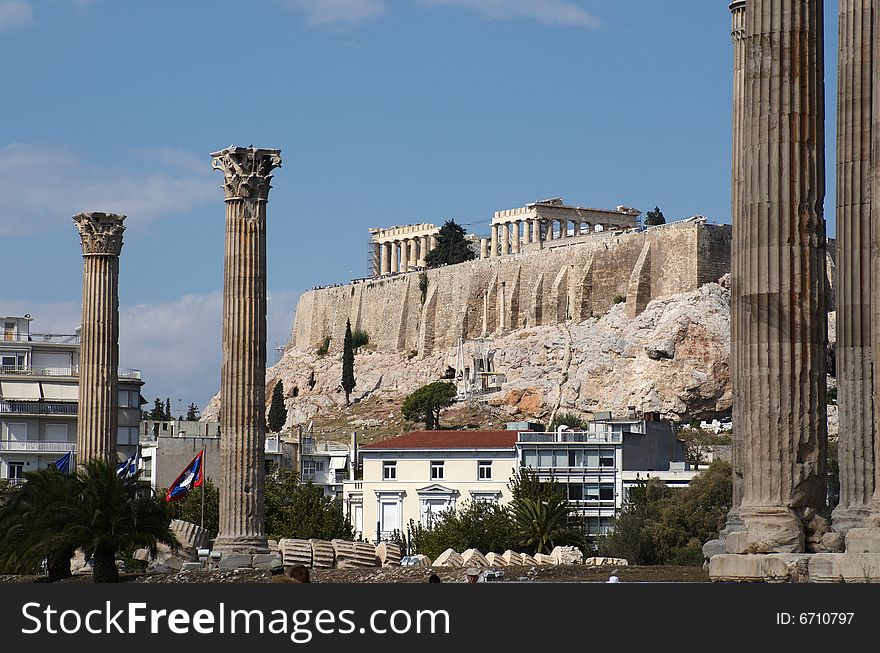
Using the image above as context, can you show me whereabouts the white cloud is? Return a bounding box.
[0,144,216,238]
[1,287,302,415]
[0,0,33,30]
[421,0,600,28]
[282,0,386,28]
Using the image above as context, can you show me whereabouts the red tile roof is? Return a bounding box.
[360,430,518,450]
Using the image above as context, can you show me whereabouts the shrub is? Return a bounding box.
[316,336,331,356]
[613,294,626,305]
[351,328,369,350]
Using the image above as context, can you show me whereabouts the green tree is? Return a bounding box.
[165,398,173,421]
[677,425,731,467]
[342,319,356,405]
[408,500,517,561]
[268,380,288,433]
[165,478,220,540]
[645,206,666,226]
[185,403,199,421]
[264,464,353,541]
[149,398,165,420]
[401,381,457,430]
[511,495,585,555]
[425,220,476,268]
[0,460,175,583]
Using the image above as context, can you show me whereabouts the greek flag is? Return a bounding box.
[53,451,71,475]
[116,446,141,479]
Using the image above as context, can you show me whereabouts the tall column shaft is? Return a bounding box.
[391,242,400,273]
[559,219,567,239]
[211,146,281,554]
[533,218,542,248]
[419,235,429,266]
[834,0,876,533]
[381,242,392,275]
[733,0,827,552]
[74,212,124,465]
[500,223,509,255]
[511,221,521,254]
[490,226,498,258]
[480,238,488,259]
[870,0,880,521]
[371,242,381,277]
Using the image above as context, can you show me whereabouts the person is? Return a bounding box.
[465,568,480,584]
[270,564,311,583]
[427,573,441,583]
[607,570,620,583]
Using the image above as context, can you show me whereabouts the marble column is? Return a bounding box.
[870,0,880,525]
[210,145,281,554]
[419,235,429,267]
[558,219,567,239]
[429,234,437,252]
[480,238,488,259]
[511,221,521,254]
[391,241,400,273]
[833,0,875,534]
[408,239,418,269]
[73,212,125,466]
[730,0,828,553]
[381,242,392,275]
[724,0,748,537]
[490,225,498,258]
[533,218,542,249]
[500,223,509,256]
[573,221,581,237]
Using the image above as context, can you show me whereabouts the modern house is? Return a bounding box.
[0,315,145,483]
[299,432,350,499]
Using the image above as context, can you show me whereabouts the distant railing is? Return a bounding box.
[0,365,141,380]
[2,333,80,344]
[0,402,77,416]
[518,431,623,444]
[0,440,77,453]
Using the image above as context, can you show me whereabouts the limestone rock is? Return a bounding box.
[552,546,584,565]
[332,540,377,568]
[809,553,880,582]
[218,553,253,570]
[433,549,464,568]
[584,557,629,567]
[279,539,313,567]
[702,539,726,562]
[820,532,845,553]
[709,554,812,583]
[180,562,203,572]
[310,539,335,569]
[461,549,489,568]
[844,528,880,554]
[725,526,805,555]
[252,553,283,570]
[169,519,209,552]
[501,551,522,566]
[520,554,537,566]
[485,553,507,567]
[375,541,402,567]
[133,548,152,563]
[268,539,280,553]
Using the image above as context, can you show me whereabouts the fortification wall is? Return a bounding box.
[290,221,732,355]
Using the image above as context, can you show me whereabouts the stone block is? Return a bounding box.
[725,528,804,555]
[433,549,464,568]
[702,539,726,561]
[844,529,880,554]
[534,553,557,565]
[218,553,253,570]
[133,548,152,563]
[169,519,210,552]
[180,562,203,572]
[268,539,280,553]
[461,549,489,568]
[279,539,313,567]
[252,553,283,570]
[310,539,335,569]
[809,553,880,582]
[584,557,628,567]
[708,554,811,583]
[520,554,537,566]
[375,541,402,567]
[332,540,377,568]
[401,554,431,567]
[501,551,522,566]
[552,546,584,565]
[485,553,507,567]
[818,532,845,554]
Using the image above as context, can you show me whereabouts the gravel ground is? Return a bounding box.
[0,565,709,584]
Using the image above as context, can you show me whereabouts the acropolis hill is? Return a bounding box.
[291,212,732,356]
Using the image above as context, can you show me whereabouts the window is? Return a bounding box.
[116,427,138,446]
[568,450,583,467]
[383,461,397,480]
[7,462,24,481]
[568,483,583,500]
[430,461,444,480]
[599,449,615,468]
[522,449,538,468]
[302,460,317,478]
[478,461,492,480]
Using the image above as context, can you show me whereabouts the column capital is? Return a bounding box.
[73,212,126,257]
[730,0,746,42]
[211,145,282,201]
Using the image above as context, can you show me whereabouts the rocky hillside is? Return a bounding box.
[203,281,735,438]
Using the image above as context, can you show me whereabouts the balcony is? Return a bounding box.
[2,333,80,344]
[0,440,77,453]
[0,365,141,380]
[0,401,77,416]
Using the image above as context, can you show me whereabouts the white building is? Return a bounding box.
[0,315,144,483]
[299,433,350,499]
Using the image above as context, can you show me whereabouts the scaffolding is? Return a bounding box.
[454,337,506,400]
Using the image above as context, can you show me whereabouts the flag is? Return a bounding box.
[116,446,141,480]
[53,452,71,475]
[165,449,204,502]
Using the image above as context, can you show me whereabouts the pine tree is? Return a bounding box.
[342,319,356,406]
[164,398,172,421]
[425,220,476,268]
[149,398,165,420]
[268,380,288,433]
[185,403,199,421]
[645,206,666,226]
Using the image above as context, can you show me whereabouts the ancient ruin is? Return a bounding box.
[211,145,282,554]
[73,211,125,464]
[370,224,439,276]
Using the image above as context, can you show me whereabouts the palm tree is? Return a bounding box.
[0,459,176,583]
[0,467,78,581]
[511,495,585,555]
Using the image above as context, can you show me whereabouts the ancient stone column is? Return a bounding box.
[558,219,567,239]
[729,0,828,554]
[723,0,748,537]
[408,239,418,269]
[511,221,521,254]
[419,235,429,267]
[533,218,542,248]
[480,238,488,259]
[391,241,400,273]
[833,0,875,534]
[500,223,509,255]
[73,212,125,465]
[211,145,282,554]
[870,0,880,526]
[381,242,392,275]
[490,225,498,258]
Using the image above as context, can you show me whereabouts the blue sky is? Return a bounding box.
[0,0,840,411]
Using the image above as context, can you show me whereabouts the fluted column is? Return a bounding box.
[371,242,381,277]
[573,221,581,237]
[511,221,521,254]
[533,218,542,249]
[731,0,827,553]
[558,219,567,239]
[419,235,429,267]
[74,212,124,466]
[391,241,400,273]
[408,239,418,269]
[834,0,875,534]
[480,238,488,259]
[490,225,498,258]
[381,242,392,275]
[211,145,281,554]
[870,0,880,524]
[500,223,509,255]
[724,0,748,537]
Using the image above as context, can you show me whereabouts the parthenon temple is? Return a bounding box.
[369,224,439,276]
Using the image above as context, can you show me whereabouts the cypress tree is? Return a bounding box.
[268,380,288,433]
[342,319,356,405]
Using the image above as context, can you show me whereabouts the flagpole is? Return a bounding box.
[200,446,205,531]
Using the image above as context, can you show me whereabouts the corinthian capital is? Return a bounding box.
[730,0,746,41]
[210,145,282,201]
[73,212,126,257]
